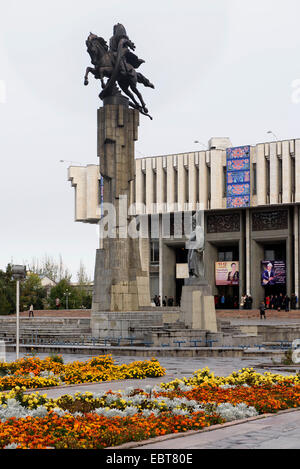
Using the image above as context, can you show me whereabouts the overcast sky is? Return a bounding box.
[1,0,300,281]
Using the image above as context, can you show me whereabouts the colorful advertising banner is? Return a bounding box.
[226,146,251,208]
[261,261,286,286]
[215,262,240,286]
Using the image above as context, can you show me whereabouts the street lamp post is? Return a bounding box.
[194,141,207,150]
[11,265,26,360]
[267,130,279,141]
[64,289,71,310]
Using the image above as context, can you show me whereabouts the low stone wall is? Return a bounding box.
[4,343,286,359]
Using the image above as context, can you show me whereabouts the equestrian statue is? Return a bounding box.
[84,23,155,119]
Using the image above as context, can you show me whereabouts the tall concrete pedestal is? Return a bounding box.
[181,280,218,332]
[92,97,151,323]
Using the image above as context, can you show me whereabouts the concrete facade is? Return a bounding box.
[68,137,300,309]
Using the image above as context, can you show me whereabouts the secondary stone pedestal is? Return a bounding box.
[181,279,218,332]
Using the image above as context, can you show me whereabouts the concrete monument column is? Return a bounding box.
[92,97,151,313]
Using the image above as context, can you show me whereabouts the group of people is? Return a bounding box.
[259,293,298,320]
[153,295,175,307]
[239,294,254,310]
[264,293,298,312]
[214,295,240,309]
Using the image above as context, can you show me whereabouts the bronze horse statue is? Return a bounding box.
[84,27,154,119]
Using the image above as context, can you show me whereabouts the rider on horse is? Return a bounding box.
[109,24,154,88]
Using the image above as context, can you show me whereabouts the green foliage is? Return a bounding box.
[20,273,47,311]
[0,266,16,315]
[48,279,92,310]
[0,269,48,315]
[49,354,64,364]
[0,260,92,314]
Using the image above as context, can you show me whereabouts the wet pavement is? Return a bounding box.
[4,352,292,398]
[3,351,300,449]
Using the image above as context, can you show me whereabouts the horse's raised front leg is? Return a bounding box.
[84,67,95,86]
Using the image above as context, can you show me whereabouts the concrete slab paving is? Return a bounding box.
[134,410,300,449]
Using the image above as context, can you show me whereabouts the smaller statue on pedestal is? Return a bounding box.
[186,213,205,280]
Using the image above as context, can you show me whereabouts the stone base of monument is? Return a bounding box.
[91,310,164,341]
[92,243,151,313]
[180,279,218,333]
[110,277,151,311]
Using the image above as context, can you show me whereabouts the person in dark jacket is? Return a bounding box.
[291,294,298,310]
[259,301,266,320]
[277,293,284,312]
[284,295,291,312]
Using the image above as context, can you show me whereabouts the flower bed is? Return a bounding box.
[0,366,300,449]
[0,355,166,391]
[0,412,223,449]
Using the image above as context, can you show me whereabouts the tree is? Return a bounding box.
[29,254,72,283]
[49,279,80,310]
[0,266,16,315]
[77,260,91,285]
[20,273,47,311]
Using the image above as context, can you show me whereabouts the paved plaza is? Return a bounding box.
[6,351,296,450]
[4,324,300,449]
[134,409,300,449]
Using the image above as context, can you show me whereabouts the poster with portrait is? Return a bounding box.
[261,261,286,286]
[215,262,240,286]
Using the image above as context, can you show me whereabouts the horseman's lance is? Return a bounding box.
[99,42,126,100]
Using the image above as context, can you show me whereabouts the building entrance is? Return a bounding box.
[261,242,287,306]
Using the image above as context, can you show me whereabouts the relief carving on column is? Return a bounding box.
[207,213,240,234]
[252,210,289,231]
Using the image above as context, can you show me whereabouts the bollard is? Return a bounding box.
[292,339,300,364]
[0,341,6,362]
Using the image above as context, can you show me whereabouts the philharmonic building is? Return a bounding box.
[68,137,300,309]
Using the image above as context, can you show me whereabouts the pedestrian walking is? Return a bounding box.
[29,304,34,318]
[153,295,159,306]
[277,293,284,312]
[259,301,266,320]
[168,297,174,307]
[245,295,253,310]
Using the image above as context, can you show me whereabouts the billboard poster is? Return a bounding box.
[215,262,240,286]
[226,146,251,208]
[261,261,286,286]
